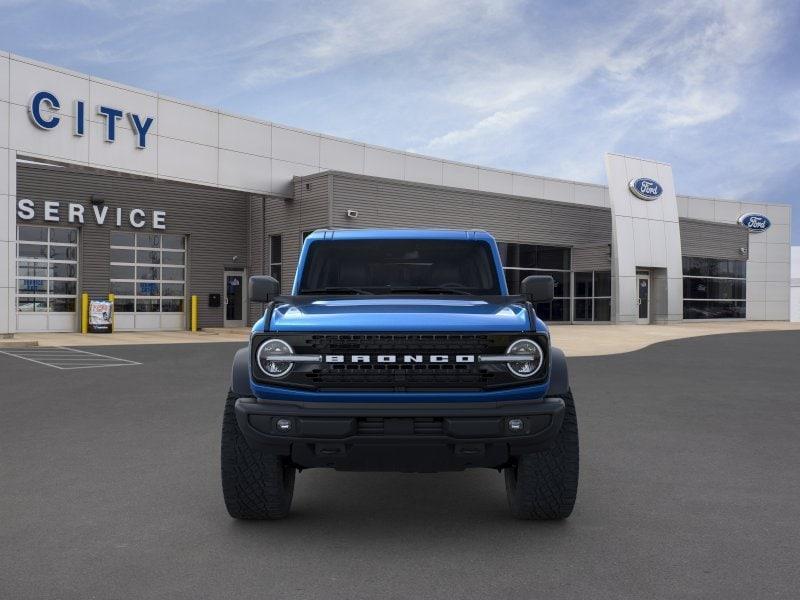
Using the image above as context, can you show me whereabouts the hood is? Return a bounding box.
[266,297,532,332]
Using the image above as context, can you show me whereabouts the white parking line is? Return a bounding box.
[56,346,140,362]
[0,346,141,370]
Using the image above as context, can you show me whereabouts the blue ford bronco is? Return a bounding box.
[222,229,578,520]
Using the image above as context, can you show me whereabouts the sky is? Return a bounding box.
[2,0,799,241]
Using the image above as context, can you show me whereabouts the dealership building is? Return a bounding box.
[0,51,793,334]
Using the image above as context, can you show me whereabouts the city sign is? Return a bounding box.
[28,90,155,148]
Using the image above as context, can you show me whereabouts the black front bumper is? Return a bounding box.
[234,397,565,472]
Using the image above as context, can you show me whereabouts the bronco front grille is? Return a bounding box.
[308,362,489,389]
[250,332,548,391]
[306,333,495,354]
[306,334,495,390]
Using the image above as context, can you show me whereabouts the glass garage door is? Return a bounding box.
[16,225,79,332]
[109,232,187,330]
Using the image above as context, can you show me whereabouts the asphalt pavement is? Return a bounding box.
[1,331,798,599]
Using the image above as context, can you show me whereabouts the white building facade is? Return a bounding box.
[0,51,793,334]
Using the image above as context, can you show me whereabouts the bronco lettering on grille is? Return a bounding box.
[323,354,476,363]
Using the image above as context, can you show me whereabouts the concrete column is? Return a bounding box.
[1,52,14,335]
[1,151,14,337]
[605,153,683,324]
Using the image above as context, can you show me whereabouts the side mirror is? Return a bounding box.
[520,275,554,303]
[249,275,280,303]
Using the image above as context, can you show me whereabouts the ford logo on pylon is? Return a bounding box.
[628,178,663,201]
[737,213,771,233]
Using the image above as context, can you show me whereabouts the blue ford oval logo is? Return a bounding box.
[628,178,663,201]
[737,213,771,233]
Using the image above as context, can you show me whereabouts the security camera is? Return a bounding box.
[346,209,359,219]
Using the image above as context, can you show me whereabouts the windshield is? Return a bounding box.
[298,239,501,295]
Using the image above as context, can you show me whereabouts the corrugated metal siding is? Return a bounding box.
[264,195,299,295]
[679,218,749,260]
[572,245,612,271]
[16,163,249,329]
[325,172,611,247]
[260,174,330,295]
[299,173,331,231]
[282,171,614,297]
[258,175,330,295]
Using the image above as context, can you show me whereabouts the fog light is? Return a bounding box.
[276,418,293,432]
[507,418,524,432]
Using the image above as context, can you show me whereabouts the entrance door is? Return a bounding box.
[637,274,650,324]
[224,272,245,327]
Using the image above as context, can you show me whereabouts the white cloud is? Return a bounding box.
[604,0,777,127]
[772,90,800,144]
[414,107,535,153]
[410,0,783,178]
[62,0,217,16]
[238,0,517,87]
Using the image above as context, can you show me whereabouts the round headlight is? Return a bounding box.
[505,338,544,378]
[256,339,294,378]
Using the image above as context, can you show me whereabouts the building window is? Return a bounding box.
[682,257,746,319]
[16,225,79,313]
[269,235,282,288]
[573,271,612,321]
[498,243,571,322]
[110,232,186,313]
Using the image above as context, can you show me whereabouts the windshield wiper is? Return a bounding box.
[386,286,474,296]
[299,286,375,295]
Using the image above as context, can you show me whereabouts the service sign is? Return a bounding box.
[628,178,663,201]
[17,199,166,230]
[88,300,113,333]
[737,213,771,233]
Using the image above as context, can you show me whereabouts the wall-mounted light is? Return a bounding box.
[90,195,105,206]
[346,209,359,219]
[739,247,747,256]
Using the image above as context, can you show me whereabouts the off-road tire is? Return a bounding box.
[221,389,295,519]
[504,390,579,520]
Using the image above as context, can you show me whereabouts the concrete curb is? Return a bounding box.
[0,340,39,348]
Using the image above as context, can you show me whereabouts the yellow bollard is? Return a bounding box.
[81,292,89,334]
[191,295,198,332]
[108,293,115,332]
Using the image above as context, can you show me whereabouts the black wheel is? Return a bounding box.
[504,390,579,520]
[221,389,295,519]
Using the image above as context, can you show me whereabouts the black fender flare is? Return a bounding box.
[546,346,570,397]
[231,347,254,397]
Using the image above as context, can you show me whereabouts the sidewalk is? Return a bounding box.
[548,321,800,356]
[3,327,250,348]
[2,322,799,356]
